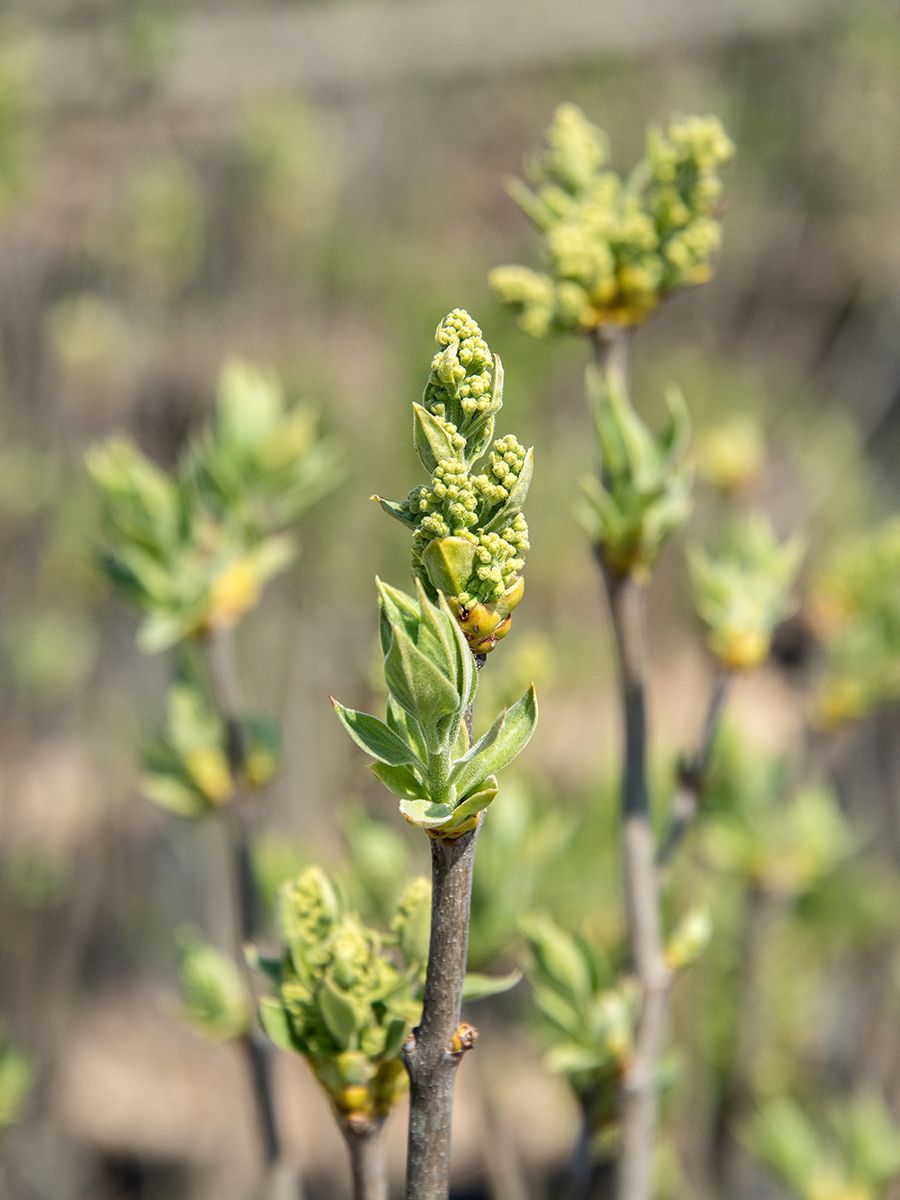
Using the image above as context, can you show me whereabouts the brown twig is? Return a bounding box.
[564,1100,616,1200]
[404,659,485,1200]
[657,671,731,868]
[207,627,285,1176]
[605,570,671,1200]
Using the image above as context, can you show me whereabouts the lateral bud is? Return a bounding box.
[448,1023,479,1059]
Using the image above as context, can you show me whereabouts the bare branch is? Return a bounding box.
[605,571,671,1200]
[342,1121,389,1200]
[206,627,285,1175]
[404,828,481,1200]
[657,671,731,868]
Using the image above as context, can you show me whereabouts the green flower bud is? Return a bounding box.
[422,309,503,463]
[375,310,532,653]
[664,908,712,972]
[808,517,900,727]
[491,105,733,336]
[391,876,431,968]
[700,735,850,895]
[690,516,803,671]
[695,413,765,497]
[257,866,424,1121]
[280,865,340,972]
[178,930,252,1041]
[87,358,341,653]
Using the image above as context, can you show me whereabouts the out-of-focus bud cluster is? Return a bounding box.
[490,105,733,335]
[690,516,803,671]
[746,1093,900,1200]
[333,580,537,837]
[522,909,707,1140]
[577,367,692,578]
[695,413,766,498]
[256,867,429,1127]
[234,97,346,254]
[375,310,532,654]
[105,155,206,302]
[141,671,280,817]
[89,358,341,652]
[177,929,252,1041]
[699,733,850,896]
[0,1022,33,1129]
[806,518,900,728]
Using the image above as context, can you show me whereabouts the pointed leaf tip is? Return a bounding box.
[332,700,423,768]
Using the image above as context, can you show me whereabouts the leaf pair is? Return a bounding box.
[577,367,692,578]
[333,580,538,835]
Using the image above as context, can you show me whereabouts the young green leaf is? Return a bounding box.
[384,625,460,742]
[412,403,465,473]
[398,798,455,829]
[451,684,538,796]
[545,1043,607,1075]
[331,700,423,768]
[386,697,429,763]
[523,914,593,1003]
[463,970,522,1001]
[259,997,297,1054]
[139,770,209,818]
[319,978,361,1049]
[446,775,499,829]
[372,495,419,528]
[370,761,425,801]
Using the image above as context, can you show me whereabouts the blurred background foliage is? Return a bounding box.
[0,1,898,1198]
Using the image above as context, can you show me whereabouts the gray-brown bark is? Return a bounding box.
[403,828,480,1200]
[343,1122,388,1200]
[605,572,671,1200]
[657,671,730,868]
[208,628,284,1170]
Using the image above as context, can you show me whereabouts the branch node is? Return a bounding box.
[402,1028,418,1062]
[344,1112,376,1136]
[676,754,704,793]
